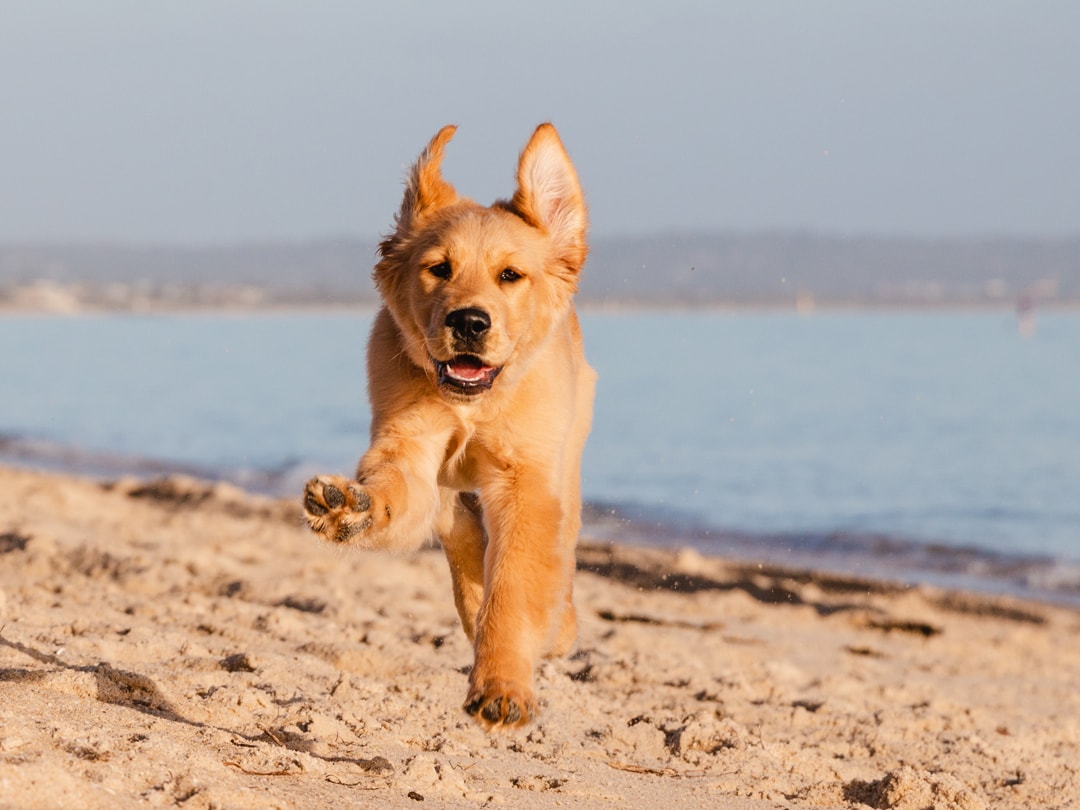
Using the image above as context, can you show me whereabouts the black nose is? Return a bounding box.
[445,308,491,342]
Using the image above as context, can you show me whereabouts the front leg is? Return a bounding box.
[464,471,575,729]
[436,490,486,643]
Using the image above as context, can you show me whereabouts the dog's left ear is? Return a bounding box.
[509,124,588,274]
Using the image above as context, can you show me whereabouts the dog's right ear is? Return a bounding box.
[383,126,460,252]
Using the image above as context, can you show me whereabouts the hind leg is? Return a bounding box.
[548,588,578,657]
[436,490,486,642]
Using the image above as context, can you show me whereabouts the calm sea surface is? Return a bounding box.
[2,310,1078,602]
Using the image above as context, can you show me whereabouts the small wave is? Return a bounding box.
[0,434,211,480]
[0,434,306,496]
[581,499,1080,608]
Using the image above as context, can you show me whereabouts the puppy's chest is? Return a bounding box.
[435,421,476,488]
[436,424,521,492]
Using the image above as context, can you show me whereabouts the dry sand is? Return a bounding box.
[1,465,1077,809]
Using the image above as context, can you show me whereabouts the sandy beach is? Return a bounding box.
[1,465,1077,809]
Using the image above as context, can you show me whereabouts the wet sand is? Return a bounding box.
[1,465,1077,809]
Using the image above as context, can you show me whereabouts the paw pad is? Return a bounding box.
[323,484,346,509]
[348,484,371,512]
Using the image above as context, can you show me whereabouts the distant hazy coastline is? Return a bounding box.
[2,232,1076,312]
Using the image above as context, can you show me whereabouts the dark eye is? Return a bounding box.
[499,267,523,283]
[428,261,452,280]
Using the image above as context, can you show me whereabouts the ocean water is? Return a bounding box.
[2,309,1078,603]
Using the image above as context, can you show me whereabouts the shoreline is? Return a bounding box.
[1,464,1077,808]
[3,436,1078,610]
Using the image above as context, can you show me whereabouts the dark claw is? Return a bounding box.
[464,696,483,716]
[304,492,329,516]
[323,484,345,509]
[348,485,371,512]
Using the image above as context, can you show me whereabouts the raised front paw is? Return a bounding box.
[303,475,374,545]
[464,679,538,729]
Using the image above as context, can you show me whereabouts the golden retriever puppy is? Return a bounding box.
[303,123,594,729]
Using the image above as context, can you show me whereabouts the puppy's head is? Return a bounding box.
[374,124,588,403]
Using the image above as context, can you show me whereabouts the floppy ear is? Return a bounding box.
[388,125,460,241]
[509,123,588,273]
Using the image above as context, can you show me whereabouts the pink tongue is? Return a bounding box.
[449,360,489,380]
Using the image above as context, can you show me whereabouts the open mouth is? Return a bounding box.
[435,355,502,394]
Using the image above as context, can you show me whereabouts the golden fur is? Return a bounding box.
[303,124,594,729]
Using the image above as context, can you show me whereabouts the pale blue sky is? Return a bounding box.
[1,1,1077,243]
